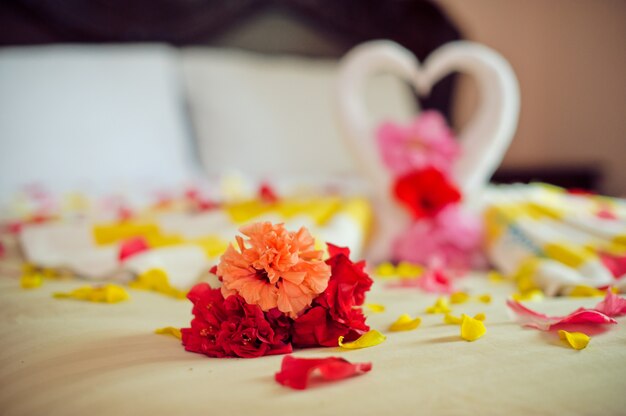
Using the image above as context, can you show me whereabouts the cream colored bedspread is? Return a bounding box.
[1,270,625,415]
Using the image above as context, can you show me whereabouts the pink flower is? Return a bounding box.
[391,205,484,271]
[376,111,460,176]
[217,222,331,318]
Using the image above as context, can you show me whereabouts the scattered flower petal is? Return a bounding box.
[275,355,372,390]
[506,299,617,330]
[54,284,129,303]
[374,262,396,278]
[21,272,43,289]
[444,313,462,325]
[258,183,279,204]
[594,290,626,317]
[396,261,423,279]
[599,251,626,278]
[488,271,505,283]
[568,285,608,298]
[118,236,149,261]
[478,294,492,304]
[460,315,486,341]
[389,314,421,331]
[155,326,182,340]
[425,297,451,314]
[445,313,485,325]
[473,312,486,321]
[130,268,187,299]
[365,303,386,313]
[449,291,470,304]
[338,330,386,349]
[558,330,590,350]
[511,290,545,302]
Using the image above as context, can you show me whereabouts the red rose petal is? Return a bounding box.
[327,243,351,259]
[600,252,626,279]
[275,355,372,390]
[506,299,617,331]
[259,183,279,203]
[118,237,149,261]
[388,266,455,294]
[594,290,626,317]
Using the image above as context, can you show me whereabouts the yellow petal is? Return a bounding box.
[396,261,423,279]
[365,303,386,313]
[54,284,129,303]
[511,289,545,302]
[444,313,462,325]
[338,330,386,349]
[473,312,486,321]
[425,297,451,314]
[389,314,421,331]
[374,262,396,278]
[20,272,43,289]
[155,327,182,340]
[130,268,187,299]
[460,314,486,341]
[449,292,470,304]
[558,330,590,350]
[92,222,159,245]
[488,271,505,283]
[477,294,492,304]
[568,285,606,298]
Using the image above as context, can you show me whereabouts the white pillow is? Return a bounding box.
[181,47,417,180]
[0,44,199,202]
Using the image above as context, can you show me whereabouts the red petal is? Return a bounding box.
[259,183,279,203]
[600,252,626,278]
[506,299,617,330]
[275,355,372,390]
[594,290,626,317]
[118,237,149,261]
[327,243,351,259]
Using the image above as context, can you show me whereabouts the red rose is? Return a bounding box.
[291,306,368,347]
[393,167,461,219]
[292,245,371,347]
[317,244,373,323]
[181,283,292,358]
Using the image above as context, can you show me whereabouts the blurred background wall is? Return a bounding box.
[441,0,626,196]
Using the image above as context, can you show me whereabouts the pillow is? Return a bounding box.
[0,44,199,203]
[181,47,417,180]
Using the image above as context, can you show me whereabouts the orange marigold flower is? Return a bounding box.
[217,222,331,318]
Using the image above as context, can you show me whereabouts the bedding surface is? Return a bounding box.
[1,265,624,416]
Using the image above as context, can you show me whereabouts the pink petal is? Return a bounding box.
[275,355,372,390]
[506,299,617,331]
[118,237,149,262]
[600,252,626,278]
[387,267,455,294]
[594,290,626,317]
